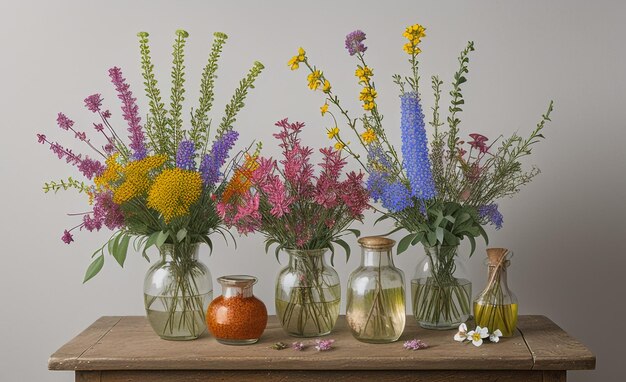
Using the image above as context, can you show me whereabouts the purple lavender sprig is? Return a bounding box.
[345,30,368,56]
[478,203,503,229]
[400,92,437,201]
[176,140,196,170]
[199,130,239,187]
[109,67,147,160]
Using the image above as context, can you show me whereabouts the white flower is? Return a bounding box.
[454,323,468,342]
[489,329,503,343]
[467,326,489,347]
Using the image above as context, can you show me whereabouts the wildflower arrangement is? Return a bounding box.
[218,118,369,259]
[290,24,553,328]
[39,30,263,280]
[219,118,369,337]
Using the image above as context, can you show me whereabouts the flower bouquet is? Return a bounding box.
[38,30,264,339]
[291,24,553,329]
[219,118,369,337]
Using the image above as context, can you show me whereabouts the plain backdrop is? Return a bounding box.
[1,0,624,380]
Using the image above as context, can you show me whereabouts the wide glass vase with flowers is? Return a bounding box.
[38,30,264,340]
[290,24,553,330]
[219,118,369,337]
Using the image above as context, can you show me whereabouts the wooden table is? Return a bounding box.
[49,315,595,382]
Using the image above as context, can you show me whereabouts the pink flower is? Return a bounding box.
[340,171,370,218]
[315,339,335,351]
[93,123,104,132]
[403,338,428,350]
[61,230,74,244]
[102,110,112,118]
[292,341,305,351]
[56,113,74,130]
[37,134,46,144]
[264,176,291,218]
[468,133,489,154]
[84,94,103,113]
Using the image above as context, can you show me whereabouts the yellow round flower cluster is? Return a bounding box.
[288,47,306,70]
[147,168,202,223]
[112,155,166,204]
[360,128,377,144]
[403,23,426,55]
[355,66,373,84]
[94,153,122,190]
[359,87,378,110]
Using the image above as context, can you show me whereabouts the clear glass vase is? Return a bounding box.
[346,236,406,343]
[207,275,268,345]
[411,244,471,330]
[275,248,341,337]
[143,243,213,340]
[473,248,518,337]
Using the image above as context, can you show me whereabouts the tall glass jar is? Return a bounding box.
[346,236,406,343]
[207,275,268,345]
[411,244,471,330]
[143,243,213,340]
[473,248,518,337]
[275,248,341,337]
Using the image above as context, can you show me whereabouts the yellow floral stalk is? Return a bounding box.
[308,70,323,90]
[361,128,377,144]
[355,66,373,84]
[403,23,426,55]
[359,87,378,110]
[288,47,306,70]
[147,168,202,223]
[112,155,166,204]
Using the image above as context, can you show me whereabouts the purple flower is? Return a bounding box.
[78,157,105,180]
[292,342,305,351]
[403,339,428,350]
[61,230,74,244]
[478,204,503,229]
[93,123,104,132]
[400,92,437,200]
[37,134,46,144]
[57,113,74,130]
[176,140,196,170]
[314,339,335,351]
[200,130,239,187]
[345,30,367,56]
[102,110,112,119]
[91,191,124,230]
[75,131,86,141]
[83,214,103,232]
[109,66,146,160]
[104,143,116,155]
[84,94,103,113]
[381,180,413,213]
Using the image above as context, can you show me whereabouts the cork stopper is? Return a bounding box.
[358,236,395,249]
[486,247,509,266]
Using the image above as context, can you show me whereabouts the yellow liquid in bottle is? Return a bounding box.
[473,302,518,337]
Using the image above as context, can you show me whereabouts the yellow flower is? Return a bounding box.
[94,153,122,190]
[334,142,345,150]
[113,155,166,204]
[355,66,373,83]
[307,69,322,90]
[359,87,378,110]
[361,128,377,144]
[288,47,307,70]
[403,23,426,55]
[320,103,329,116]
[147,168,202,223]
[327,126,340,139]
[322,79,331,93]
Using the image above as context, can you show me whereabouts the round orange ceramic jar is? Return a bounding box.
[206,275,267,345]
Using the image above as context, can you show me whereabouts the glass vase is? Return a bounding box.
[143,243,213,340]
[411,244,471,330]
[346,236,406,343]
[473,248,518,337]
[206,275,268,345]
[275,248,341,337]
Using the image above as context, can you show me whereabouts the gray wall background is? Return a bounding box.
[1,0,623,380]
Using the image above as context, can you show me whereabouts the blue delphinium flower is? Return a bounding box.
[176,140,196,170]
[478,204,503,229]
[366,171,387,202]
[381,181,413,213]
[400,92,437,200]
[200,130,239,187]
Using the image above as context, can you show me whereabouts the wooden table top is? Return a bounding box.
[49,315,594,372]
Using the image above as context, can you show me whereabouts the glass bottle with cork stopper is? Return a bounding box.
[346,236,406,343]
[473,248,518,337]
[206,275,268,345]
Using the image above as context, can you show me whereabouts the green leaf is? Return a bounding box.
[265,239,277,254]
[411,232,425,246]
[142,231,160,259]
[274,244,283,264]
[398,233,418,255]
[333,239,351,263]
[176,228,187,242]
[468,235,477,257]
[478,224,489,246]
[346,229,361,238]
[426,231,437,246]
[383,226,403,236]
[435,226,444,244]
[113,234,131,268]
[328,242,336,267]
[83,254,104,283]
[156,230,169,248]
[374,214,390,225]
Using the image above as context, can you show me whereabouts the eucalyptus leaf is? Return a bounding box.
[113,234,131,268]
[83,254,104,283]
[398,233,418,255]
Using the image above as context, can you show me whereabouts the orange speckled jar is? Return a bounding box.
[206,275,267,345]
